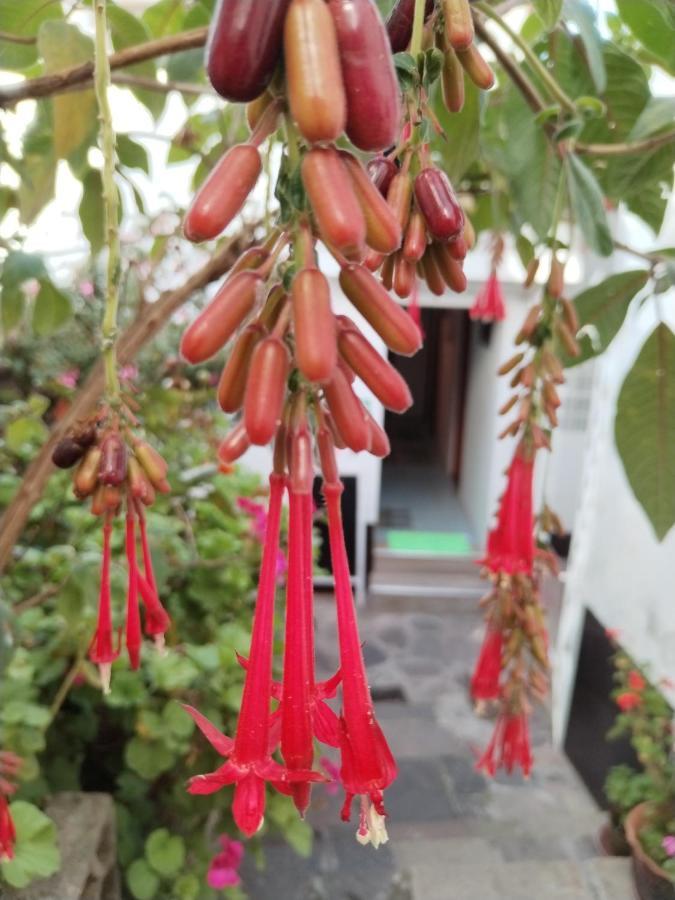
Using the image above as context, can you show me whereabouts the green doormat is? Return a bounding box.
[385,529,472,555]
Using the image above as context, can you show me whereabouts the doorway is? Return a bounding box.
[379,307,474,550]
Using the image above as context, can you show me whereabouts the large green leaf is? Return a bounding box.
[145,828,185,877]
[615,323,675,540]
[532,0,562,30]
[17,107,56,225]
[0,802,61,889]
[79,169,106,254]
[32,280,72,336]
[616,0,675,75]
[0,0,63,70]
[37,22,96,161]
[431,77,480,184]
[562,0,606,92]
[108,4,165,119]
[564,153,613,256]
[562,269,649,367]
[127,859,160,900]
[630,98,675,140]
[1,251,46,332]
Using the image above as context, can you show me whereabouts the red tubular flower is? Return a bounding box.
[0,795,16,862]
[476,709,533,778]
[469,270,506,323]
[616,691,642,711]
[628,670,646,692]
[89,515,120,693]
[136,504,171,647]
[125,510,142,670]
[185,474,325,837]
[470,626,503,701]
[482,444,535,575]
[324,481,397,834]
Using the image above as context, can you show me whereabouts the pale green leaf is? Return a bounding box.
[563,0,606,92]
[615,323,675,540]
[79,169,105,254]
[125,737,175,780]
[629,98,675,140]
[564,153,613,256]
[127,859,160,900]
[0,802,61,889]
[532,0,562,30]
[0,0,63,70]
[117,135,150,173]
[616,0,675,75]
[37,22,96,160]
[108,4,165,118]
[431,76,480,184]
[32,279,72,336]
[145,828,185,877]
[562,270,649,367]
[17,109,56,225]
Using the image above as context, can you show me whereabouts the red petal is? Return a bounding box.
[182,705,234,756]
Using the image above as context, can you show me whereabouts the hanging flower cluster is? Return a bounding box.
[471,251,579,776]
[179,0,491,842]
[0,752,21,862]
[51,414,171,693]
[470,233,506,323]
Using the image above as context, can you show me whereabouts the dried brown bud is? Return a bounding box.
[515,304,542,344]
[499,394,519,416]
[52,438,85,469]
[498,352,525,376]
[547,257,564,298]
[524,258,539,288]
[556,320,581,358]
[560,297,579,334]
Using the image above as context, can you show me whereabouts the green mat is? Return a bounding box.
[385,529,472,555]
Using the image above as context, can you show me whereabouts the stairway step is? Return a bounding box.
[408,859,627,900]
[372,549,481,577]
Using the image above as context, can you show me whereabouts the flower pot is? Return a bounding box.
[625,803,675,900]
[598,813,631,857]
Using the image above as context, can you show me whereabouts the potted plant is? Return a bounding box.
[606,642,675,899]
[602,765,654,856]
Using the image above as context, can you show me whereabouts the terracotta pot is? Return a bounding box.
[598,815,631,857]
[625,803,675,900]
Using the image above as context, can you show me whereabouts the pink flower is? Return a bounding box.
[56,368,80,389]
[628,670,646,692]
[207,835,244,890]
[469,271,506,323]
[320,756,341,797]
[482,443,535,575]
[119,364,138,383]
[78,280,95,297]
[470,627,503,701]
[662,835,675,858]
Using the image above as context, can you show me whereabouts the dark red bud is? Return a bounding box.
[99,433,128,486]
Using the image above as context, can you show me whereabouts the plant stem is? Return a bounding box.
[410,0,427,58]
[475,2,576,114]
[94,0,121,403]
[49,650,86,721]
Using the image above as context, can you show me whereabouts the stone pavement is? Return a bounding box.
[241,596,634,900]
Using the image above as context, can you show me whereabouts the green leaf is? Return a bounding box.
[108,4,165,118]
[563,270,649,367]
[162,701,195,738]
[615,323,675,540]
[125,737,175,780]
[563,0,606,92]
[142,0,185,38]
[0,802,61,889]
[32,280,72,336]
[515,234,535,268]
[127,858,160,900]
[174,873,200,900]
[1,251,45,332]
[431,76,480,184]
[284,818,313,858]
[17,108,56,225]
[0,0,63,70]
[616,0,675,75]
[532,0,562,30]
[564,153,613,257]
[37,22,96,160]
[79,169,105,254]
[5,417,49,454]
[145,828,186,877]
[629,98,675,140]
[117,135,150,173]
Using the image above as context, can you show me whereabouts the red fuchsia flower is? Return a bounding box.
[185,474,326,837]
[628,670,646,692]
[125,510,142,671]
[207,834,244,890]
[482,444,535,576]
[277,424,341,815]
[237,495,288,582]
[616,691,642,711]
[136,504,171,649]
[324,479,397,844]
[469,270,506,323]
[89,515,120,693]
[476,709,533,778]
[0,795,16,862]
[470,626,503,702]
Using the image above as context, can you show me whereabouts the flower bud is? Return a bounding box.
[337,317,412,412]
[134,440,168,491]
[414,168,464,242]
[323,367,370,453]
[402,210,427,262]
[393,253,415,299]
[74,445,102,498]
[367,156,398,197]
[457,44,495,91]
[386,171,413,232]
[548,257,564,298]
[99,433,127,486]
[218,423,251,464]
[244,336,290,445]
[291,268,337,383]
[301,147,366,260]
[217,324,264,413]
[52,437,86,469]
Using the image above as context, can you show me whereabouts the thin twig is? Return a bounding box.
[575,131,675,156]
[112,72,216,97]
[0,31,37,46]
[14,582,63,614]
[0,26,208,107]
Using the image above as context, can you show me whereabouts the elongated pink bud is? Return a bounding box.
[337,317,412,412]
[244,337,290,445]
[323,367,370,453]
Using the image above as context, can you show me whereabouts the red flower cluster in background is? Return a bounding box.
[0,752,21,862]
[469,270,506,323]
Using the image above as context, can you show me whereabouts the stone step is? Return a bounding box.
[408,857,635,900]
[372,549,482,578]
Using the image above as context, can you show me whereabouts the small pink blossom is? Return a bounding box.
[207,834,244,890]
[119,364,138,383]
[320,756,341,797]
[56,368,80,389]
[78,280,95,298]
[663,835,675,858]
